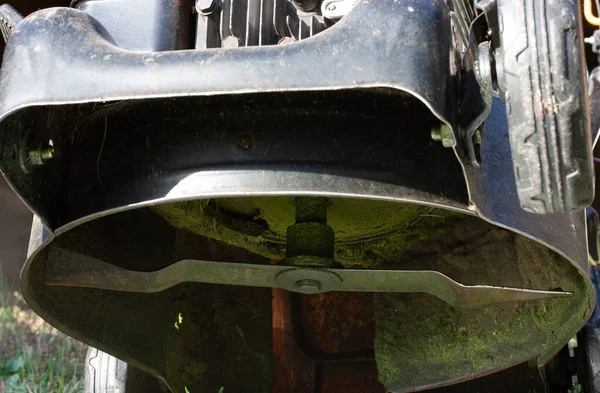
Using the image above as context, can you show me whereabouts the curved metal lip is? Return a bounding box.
[0,2,455,132]
[0,0,464,246]
[0,82,461,230]
[33,168,590,300]
[21,168,596,386]
[400,361,540,393]
[470,206,594,366]
[0,81,452,131]
[53,170,471,236]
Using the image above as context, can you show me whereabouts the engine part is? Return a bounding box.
[0,4,21,42]
[195,0,328,49]
[283,197,336,267]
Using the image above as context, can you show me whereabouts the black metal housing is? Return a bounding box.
[71,0,194,51]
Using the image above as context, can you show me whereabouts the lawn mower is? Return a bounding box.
[1,0,599,392]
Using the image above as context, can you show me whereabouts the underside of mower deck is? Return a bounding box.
[0,0,598,392]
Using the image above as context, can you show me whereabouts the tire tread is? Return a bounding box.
[499,0,593,213]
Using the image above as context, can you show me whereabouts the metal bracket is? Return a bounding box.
[437,1,498,165]
[455,0,499,165]
[475,0,499,51]
[589,66,600,148]
[45,248,571,309]
[461,40,493,164]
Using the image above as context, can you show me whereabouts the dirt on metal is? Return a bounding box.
[153,197,465,268]
[374,217,592,390]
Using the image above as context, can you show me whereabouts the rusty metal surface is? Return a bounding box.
[272,289,315,393]
[299,292,374,354]
[276,289,546,393]
[273,289,385,393]
[319,362,385,393]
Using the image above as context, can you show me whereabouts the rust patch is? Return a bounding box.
[272,289,315,393]
[319,362,385,393]
[299,292,375,354]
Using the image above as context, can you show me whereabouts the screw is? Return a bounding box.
[222,35,241,48]
[431,127,442,141]
[474,129,483,145]
[294,279,322,294]
[326,3,337,11]
[431,124,454,148]
[237,133,253,149]
[29,145,54,166]
[196,0,217,15]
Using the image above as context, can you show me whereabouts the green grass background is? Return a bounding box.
[0,268,87,393]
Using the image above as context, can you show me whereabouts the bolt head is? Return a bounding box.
[294,279,322,294]
[196,0,217,15]
[28,146,54,166]
[440,125,454,148]
[432,125,454,148]
[474,129,483,145]
[222,35,241,48]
